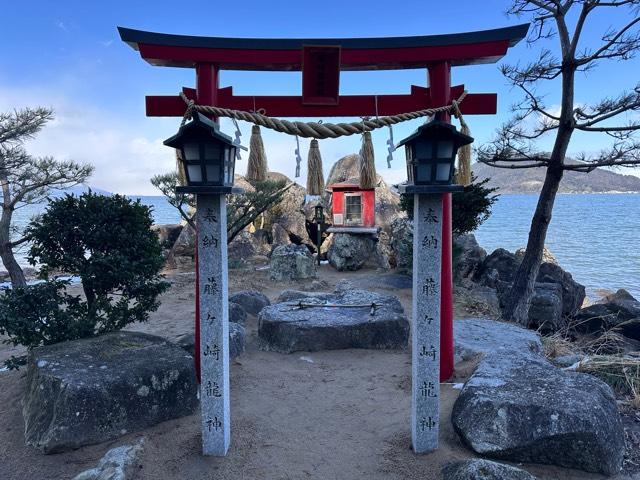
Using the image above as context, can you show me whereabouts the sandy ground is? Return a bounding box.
[0,266,634,480]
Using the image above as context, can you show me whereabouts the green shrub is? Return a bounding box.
[0,193,169,368]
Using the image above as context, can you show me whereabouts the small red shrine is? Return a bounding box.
[328,180,377,233]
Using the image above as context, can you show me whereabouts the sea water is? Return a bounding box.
[7,193,640,299]
[474,193,640,299]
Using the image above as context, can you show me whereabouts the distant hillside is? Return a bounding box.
[472,161,640,194]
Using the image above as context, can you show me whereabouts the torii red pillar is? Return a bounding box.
[428,62,455,382]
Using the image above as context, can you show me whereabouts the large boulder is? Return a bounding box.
[166,224,196,269]
[452,350,625,475]
[454,234,487,282]
[23,332,198,453]
[258,285,409,353]
[229,302,248,325]
[573,289,640,339]
[454,318,542,362]
[227,230,258,266]
[229,290,271,316]
[327,233,378,271]
[442,459,537,480]
[151,224,183,249]
[390,217,413,272]
[269,244,317,281]
[476,247,586,325]
[264,172,312,246]
[229,322,246,358]
[527,282,564,332]
[476,248,520,286]
[537,262,585,317]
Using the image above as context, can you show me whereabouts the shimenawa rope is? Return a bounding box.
[179,91,468,140]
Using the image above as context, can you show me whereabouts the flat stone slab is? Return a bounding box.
[454,318,542,362]
[23,331,198,453]
[258,286,409,353]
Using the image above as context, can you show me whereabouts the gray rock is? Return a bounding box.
[72,438,145,480]
[528,282,564,332]
[516,246,557,265]
[229,290,271,315]
[23,332,197,453]
[271,223,292,250]
[258,287,409,353]
[390,217,413,272]
[454,234,487,282]
[452,350,625,475]
[175,322,245,359]
[327,233,378,271]
[229,302,248,325]
[228,231,258,264]
[537,262,585,317]
[476,248,520,285]
[454,318,542,362]
[477,248,586,327]
[442,459,538,480]
[573,289,640,339]
[150,224,183,249]
[264,172,312,246]
[166,224,195,269]
[269,244,317,281]
[551,354,584,368]
[229,322,246,358]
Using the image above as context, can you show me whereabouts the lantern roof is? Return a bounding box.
[163,112,234,148]
[396,119,474,149]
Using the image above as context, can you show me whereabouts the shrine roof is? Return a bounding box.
[118,24,529,70]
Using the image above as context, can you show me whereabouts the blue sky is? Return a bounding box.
[2,0,638,194]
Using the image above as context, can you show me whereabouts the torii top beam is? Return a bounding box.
[118,24,528,118]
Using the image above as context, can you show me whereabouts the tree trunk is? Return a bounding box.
[0,209,26,288]
[501,162,564,325]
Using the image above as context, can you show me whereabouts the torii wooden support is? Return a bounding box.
[119,24,528,383]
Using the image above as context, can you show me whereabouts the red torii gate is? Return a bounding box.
[119,24,528,381]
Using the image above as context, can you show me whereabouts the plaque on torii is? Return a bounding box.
[119,23,527,455]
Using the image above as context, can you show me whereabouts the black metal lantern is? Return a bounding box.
[314,204,324,224]
[397,119,473,187]
[164,112,237,193]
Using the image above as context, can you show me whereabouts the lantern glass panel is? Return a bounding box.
[436,163,451,182]
[417,163,432,183]
[204,142,221,160]
[205,164,221,183]
[183,143,200,161]
[437,140,454,159]
[415,139,433,159]
[187,164,203,182]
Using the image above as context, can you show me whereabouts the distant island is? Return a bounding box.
[473,161,640,194]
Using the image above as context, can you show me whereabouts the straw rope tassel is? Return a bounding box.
[452,101,472,186]
[359,131,377,189]
[247,125,268,182]
[306,139,325,196]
